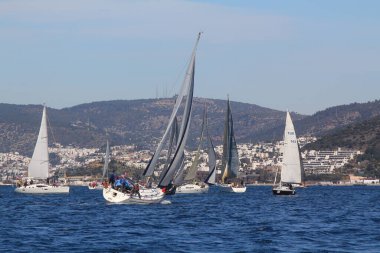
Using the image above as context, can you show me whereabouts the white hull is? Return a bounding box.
[15,184,70,194]
[218,184,246,193]
[88,185,103,190]
[88,184,103,190]
[103,186,165,204]
[292,184,305,188]
[176,183,209,194]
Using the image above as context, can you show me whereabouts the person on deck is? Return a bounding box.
[120,177,126,192]
[130,183,141,199]
[115,178,122,191]
[109,172,115,188]
[102,180,109,188]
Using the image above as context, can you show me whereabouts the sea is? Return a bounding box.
[0,185,379,253]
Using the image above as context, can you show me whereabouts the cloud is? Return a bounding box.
[0,0,292,43]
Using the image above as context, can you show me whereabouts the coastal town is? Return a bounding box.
[0,136,377,186]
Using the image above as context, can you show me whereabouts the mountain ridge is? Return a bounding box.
[1,98,379,156]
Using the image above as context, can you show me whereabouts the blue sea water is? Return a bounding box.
[0,185,379,252]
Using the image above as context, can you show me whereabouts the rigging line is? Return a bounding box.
[46,107,63,168]
[167,33,201,97]
[167,56,191,98]
[46,108,57,145]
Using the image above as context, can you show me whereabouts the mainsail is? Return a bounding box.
[176,106,217,185]
[143,33,201,187]
[185,109,207,181]
[221,98,239,184]
[28,106,49,179]
[158,116,179,183]
[280,111,302,184]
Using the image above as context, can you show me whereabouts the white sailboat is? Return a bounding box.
[272,111,303,195]
[15,106,69,194]
[103,33,202,202]
[176,107,216,194]
[88,140,110,190]
[218,97,246,193]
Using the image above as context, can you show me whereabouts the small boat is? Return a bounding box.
[103,185,165,204]
[15,183,69,194]
[218,97,246,193]
[272,111,303,195]
[88,182,103,190]
[292,183,306,188]
[14,106,69,194]
[218,183,246,193]
[176,183,209,194]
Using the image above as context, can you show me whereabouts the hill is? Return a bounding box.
[303,115,380,177]
[0,98,300,155]
[1,98,379,156]
[259,100,380,141]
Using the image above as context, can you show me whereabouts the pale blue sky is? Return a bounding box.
[1,0,379,114]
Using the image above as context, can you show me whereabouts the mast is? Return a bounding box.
[28,106,49,179]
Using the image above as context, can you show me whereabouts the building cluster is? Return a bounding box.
[303,149,361,175]
[0,136,371,185]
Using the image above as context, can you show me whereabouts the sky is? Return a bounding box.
[0,0,379,115]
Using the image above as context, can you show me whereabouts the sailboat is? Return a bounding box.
[176,107,216,194]
[272,111,303,195]
[218,97,246,193]
[144,32,201,195]
[103,33,201,202]
[15,106,70,194]
[88,140,110,190]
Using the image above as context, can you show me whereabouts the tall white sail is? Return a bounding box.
[28,106,49,179]
[280,111,302,184]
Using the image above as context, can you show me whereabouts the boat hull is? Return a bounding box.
[176,183,209,194]
[163,185,177,195]
[88,184,103,190]
[15,184,70,194]
[218,184,246,193]
[103,187,165,204]
[272,186,295,195]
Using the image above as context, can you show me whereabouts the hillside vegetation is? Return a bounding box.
[1,99,379,157]
[304,116,380,177]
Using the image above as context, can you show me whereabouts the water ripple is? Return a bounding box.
[1,185,379,252]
